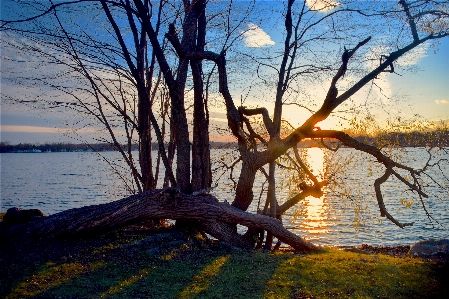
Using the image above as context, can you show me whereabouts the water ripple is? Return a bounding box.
[1,149,448,246]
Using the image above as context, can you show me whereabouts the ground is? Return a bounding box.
[0,217,448,299]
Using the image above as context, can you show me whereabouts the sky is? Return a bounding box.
[1,0,448,144]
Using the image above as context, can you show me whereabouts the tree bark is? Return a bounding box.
[1,189,320,252]
[191,0,211,191]
[191,59,211,191]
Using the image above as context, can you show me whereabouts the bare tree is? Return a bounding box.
[1,0,448,251]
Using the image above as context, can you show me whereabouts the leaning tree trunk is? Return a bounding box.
[1,189,320,252]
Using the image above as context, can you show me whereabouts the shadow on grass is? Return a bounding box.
[32,242,289,299]
[2,226,448,299]
[1,234,109,298]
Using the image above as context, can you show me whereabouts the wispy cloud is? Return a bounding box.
[396,43,429,66]
[435,99,448,104]
[0,125,104,134]
[362,41,429,104]
[243,24,275,48]
[0,125,67,133]
[371,74,392,104]
[306,0,340,12]
[366,42,429,69]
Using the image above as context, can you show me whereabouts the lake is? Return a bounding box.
[1,148,448,247]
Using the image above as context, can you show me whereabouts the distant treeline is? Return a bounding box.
[301,130,449,148]
[0,142,116,153]
[356,130,449,148]
[1,131,447,153]
[0,141,236,153]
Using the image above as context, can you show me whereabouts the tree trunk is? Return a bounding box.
[232,158,258,211]
[191,0,211,192]
[191,60,211,191]
[264,160,277,249]
[1,189,320,252]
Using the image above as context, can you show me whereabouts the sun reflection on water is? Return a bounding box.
[295,147,330,239]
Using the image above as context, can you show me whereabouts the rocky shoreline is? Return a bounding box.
[339,240,449,262]
[345,244,411,257]
[1,210,447,262]
[277,243,408,256]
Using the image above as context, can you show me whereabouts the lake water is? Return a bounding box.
[1,148,448,247]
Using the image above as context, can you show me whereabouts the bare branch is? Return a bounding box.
[293,146,319,185]
[309,130,418,173]
[390,169,428,198]
[399,0,420,41]
[0,0,87,27]
[322,36,372,109]
[165,21,247,147]
[277,187,322,215]
[374,168,414,228]
[320,139,341,151]
[239,106,275,137]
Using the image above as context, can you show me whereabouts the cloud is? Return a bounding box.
[435,100,448,104]
[243,24,275,48]
[306,0,340,12]
[396,43,429,66]
[367,42,429,69]
[0,125,102,133]
[362,42,429,104]
[1,125,64,133]
[360,46,393,102]
[364,74,392,105]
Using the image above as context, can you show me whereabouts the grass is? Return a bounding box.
[0,216,447,299]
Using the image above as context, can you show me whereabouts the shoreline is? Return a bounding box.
[0,212,444,260]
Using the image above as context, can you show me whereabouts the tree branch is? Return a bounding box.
[307,130,425,228]
[293,146,320,185]
[374,168,414,228]
[165,22,246,148]
[239,106,275,137]
[277,187,322,216]
[105,0,177,186]
[321,36,372,110]
[399,0,419,42]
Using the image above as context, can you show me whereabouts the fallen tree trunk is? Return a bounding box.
[1,188,320,252]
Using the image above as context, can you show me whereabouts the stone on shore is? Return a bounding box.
[2,207,44,225]
[408,239,449,258]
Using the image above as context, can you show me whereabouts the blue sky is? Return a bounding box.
[1,0,448,144]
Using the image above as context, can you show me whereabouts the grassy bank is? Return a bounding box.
[1,217,447,299]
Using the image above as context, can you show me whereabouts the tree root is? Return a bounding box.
[1,189,321,252]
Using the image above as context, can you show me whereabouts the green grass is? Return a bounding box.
[1,220,447,299]
[264,250,447,299]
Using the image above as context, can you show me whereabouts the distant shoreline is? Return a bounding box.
[1,131,448,153]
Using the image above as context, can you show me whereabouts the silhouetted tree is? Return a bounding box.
[1,0,448,250]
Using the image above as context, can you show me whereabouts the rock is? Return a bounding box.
[3,207,44,225]
[408,239,449,258]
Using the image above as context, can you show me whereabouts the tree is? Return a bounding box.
[1,0,448,251]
